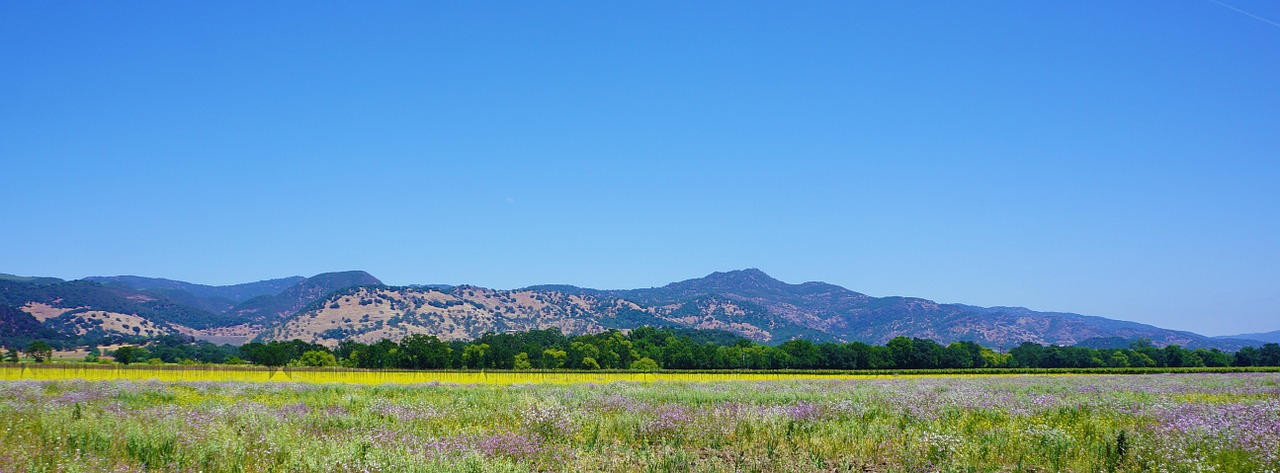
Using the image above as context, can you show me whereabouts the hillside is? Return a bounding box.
[259,269,1253,350]
[0,268,1259,351]
[227,271,382,325]
[0,271,380,347]
[0,278,205,346]
[0,303,58,342]
[0,273,66,285]
[157,271,384,345]
[85,275,304,313]
[257,285,613,345]
[1220,329,1280,344]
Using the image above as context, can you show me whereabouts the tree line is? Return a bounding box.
[7,327,1279,370]
[207,328,1280,370]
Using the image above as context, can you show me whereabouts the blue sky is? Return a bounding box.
[2,1,1277,336]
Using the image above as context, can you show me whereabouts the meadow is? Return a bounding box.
[0,369,1276,472]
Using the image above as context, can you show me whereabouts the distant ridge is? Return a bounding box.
[86,275,304,303]
[86,275,305,313]
[0,273,65,285]
[258,268,1257,350]
[227,271,383,325]
[1218,329,1280,344]
[0,268,1264,350]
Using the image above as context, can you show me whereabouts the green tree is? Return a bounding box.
[817,342,854,369]
[979,347,1011,367]
[25,341,53,363]
[598,348,621,369]
[398,334,452,369]
[113,346,150,365]
[908,338,945,369]
[741,345,770,369]
[887,337,914,368]
[778,339,820,368]
[84,346,101,363]
[353,339,399,369]
[1260,343,1280,366]
[1129,339,1161,367]
[1105,351,1130,368]
[943,341,984,368]
[763,346,792,369]
[1129,338,1154,350]
[542,348,567,369]
[296,350,338,367]
[581,356,600,370]
[513,352,532,370]
[1193,348,1233,367]
[1127,350,1157,367]
[1010,342,1047,368]
[630,357,660,372]
[569,341,600,364]
[462,343,490,369]
[4,348,20,363]
[240,342,289,367]
[1162,345,1202,367]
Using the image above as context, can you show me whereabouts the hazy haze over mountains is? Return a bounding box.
[1219,330,1280,344]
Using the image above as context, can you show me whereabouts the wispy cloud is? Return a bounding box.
[1206,0,1280,29]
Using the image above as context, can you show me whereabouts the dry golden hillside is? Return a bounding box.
[49,310,171,337]
[258,286,611,346]
[254,284,785,347]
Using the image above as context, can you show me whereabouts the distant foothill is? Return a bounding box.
[0,269,1273,363]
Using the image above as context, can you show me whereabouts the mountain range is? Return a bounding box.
[83,275,305,314]
[1217,330,1280,344]
[0,269,1268,350]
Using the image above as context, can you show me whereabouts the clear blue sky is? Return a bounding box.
[2,1,1277,336]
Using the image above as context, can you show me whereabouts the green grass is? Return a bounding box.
[0,373,1276,472]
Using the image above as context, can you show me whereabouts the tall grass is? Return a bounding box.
[0,373,1276,472]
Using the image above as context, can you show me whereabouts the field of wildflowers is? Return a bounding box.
[0,372,1276,472]
[0,364,888,385]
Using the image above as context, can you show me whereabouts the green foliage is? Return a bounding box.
[513,352,532,370]
[541,348,566,369]
[296,350,338,367]
[394,334,452,369]
[112,346,150,365]
[25,340,53,362]
[212,328,1280,372]
[630,357,660,372]
[462,343,490,369]
[1,304,57,343]
[241,340,328,367]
